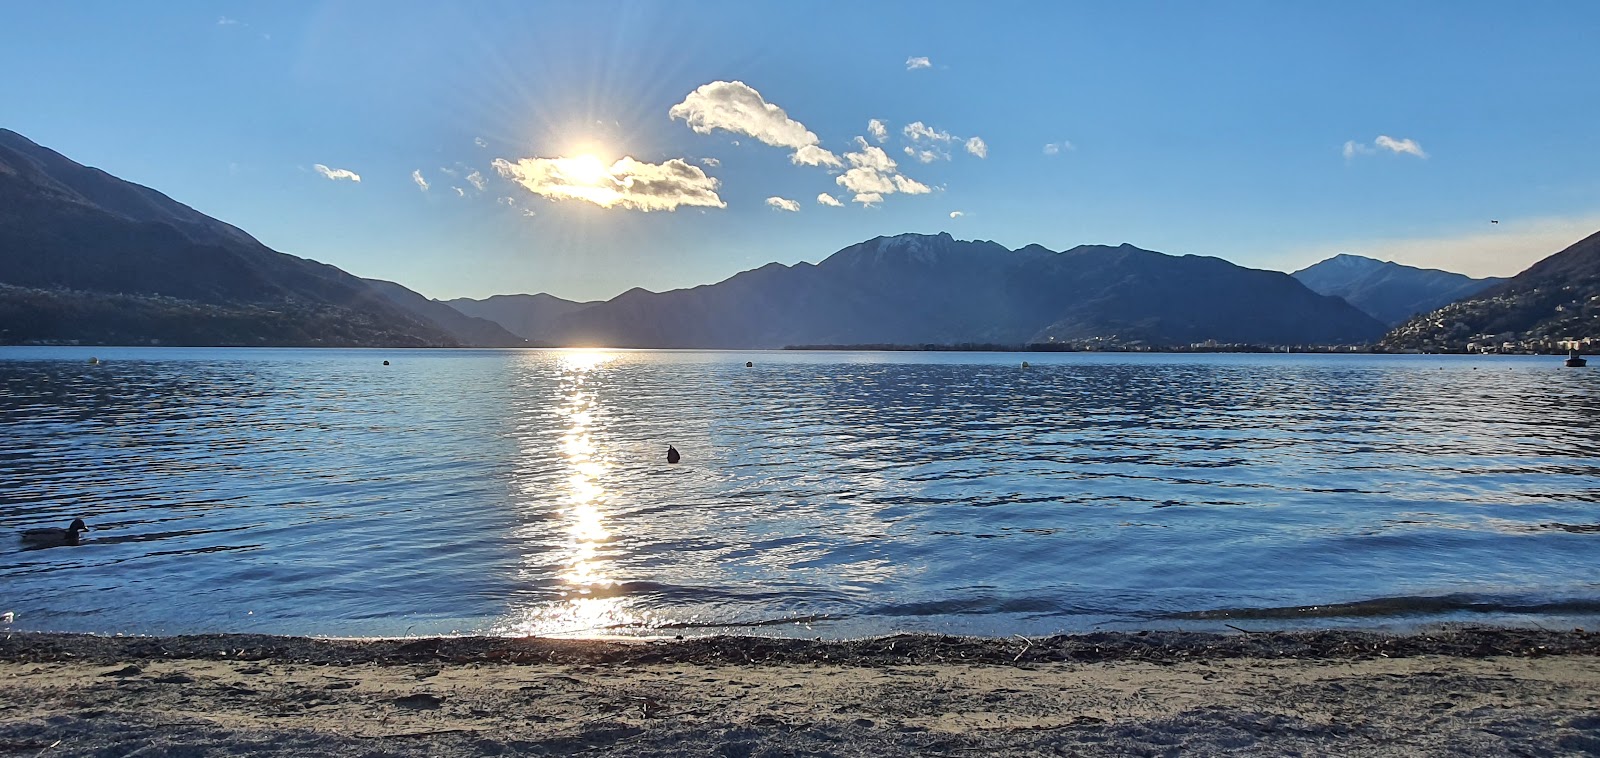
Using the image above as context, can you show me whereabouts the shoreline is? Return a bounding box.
[5,625,1600,667]
[6,628,1600,755]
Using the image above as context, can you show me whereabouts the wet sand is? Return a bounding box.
[4,628,1600,755]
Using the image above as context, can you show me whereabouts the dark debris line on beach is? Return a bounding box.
[2,627,1596,667]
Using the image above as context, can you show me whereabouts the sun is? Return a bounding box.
[562,153,609,186]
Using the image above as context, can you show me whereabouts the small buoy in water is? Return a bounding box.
[1021,361,1030,369]
[383,360,390,366]
[666,445,681,464]
[88,357,99,365]
[745,361,753,368]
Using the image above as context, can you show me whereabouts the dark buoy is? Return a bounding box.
[1566,349,1587,368]
[666,445,681,464]
[383,360,390,366]
[745,361,753,368]
[88,357,99,365]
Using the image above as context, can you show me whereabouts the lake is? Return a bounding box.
[2,347,1598,638]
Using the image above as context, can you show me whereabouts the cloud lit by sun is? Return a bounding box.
[492,152,725,212]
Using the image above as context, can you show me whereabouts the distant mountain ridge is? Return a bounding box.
[0,128,509,347]
[472,233,1386,349]
[1381,230,1600,351]
[1292,254,1505,326]
[446,293,597,342]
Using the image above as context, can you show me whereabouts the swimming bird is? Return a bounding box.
[666,445,681,464]
[1490,219,1499,224]
[21,518,90,547]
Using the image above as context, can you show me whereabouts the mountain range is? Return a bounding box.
[1381,230,1600,351]
[450,234,1384,348]
[0,128,519,347]
[7,127,1584,351]
[1291,254,1505,326]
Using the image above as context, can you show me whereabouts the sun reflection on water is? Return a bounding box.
[501,351,654,637]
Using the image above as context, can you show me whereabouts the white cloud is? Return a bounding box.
[474,137,487,148]
[492,154,726,212]
[1375,135,1427,158]
[836,136,931,204]
[904,121,953,143]
[1344,136,1427,159]
[497,196,515,206]
[1342,140,1375,159]
[411,169,429,192]
[466,170,487,192]
[217,16,239,26]
[313,164,360,182]
[791,144,843,167]
[670,80,821,152]
[452,186,465,197]
[906,56,931,70]
[965,136,987,158]
[439,166,458,177]
[904,146,943,164]
[817,193,843,207]
[1043,141,1075,156]
[699,157,720,168]
[765,196,801,212]
[949,211,964,219]
[867,119,889,143]
[521,208,537,217]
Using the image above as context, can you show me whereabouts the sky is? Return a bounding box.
[4,1,1599,302]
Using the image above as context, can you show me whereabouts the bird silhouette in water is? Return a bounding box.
[21,518,90,548]
[666,445,681,464]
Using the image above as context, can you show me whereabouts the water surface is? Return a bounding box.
[3,347,1598,638]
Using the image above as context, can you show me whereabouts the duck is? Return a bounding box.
[21,518,90,547]
[666,445,681,464]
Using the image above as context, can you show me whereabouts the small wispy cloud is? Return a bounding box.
[949,211,964,219]
[699,157,720,168]
[904,146,943,164]
[411,169,429,192]
[906,56,932,70]
[1043,141,1075,156]
[497,196,515,206]
[853,192,884,206]
[217,16,239,26]
[868,119,889,143]
[474,137,487,148]
[1344,135,1427,160]
[817,193,843,207]
[766,196,801,212]
[452,186,465,197]
[1375,135,1427,158]
[964,137,987,159]
[466,170,487,192]
[313,164,360,182]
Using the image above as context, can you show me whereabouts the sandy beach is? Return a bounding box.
[3,628,1600,755]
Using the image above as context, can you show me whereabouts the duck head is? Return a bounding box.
[69,518,90,533]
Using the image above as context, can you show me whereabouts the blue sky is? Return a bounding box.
[5,1,1599,301]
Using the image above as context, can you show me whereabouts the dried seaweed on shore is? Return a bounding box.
[3,626,1594,668]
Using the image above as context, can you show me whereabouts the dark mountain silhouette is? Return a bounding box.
[446,293,596,341]
[517,233,1384,349]
[0,128,465,346]
[1292,254,1505,326]
[364,279,525,347]
[1381,230,1600,351]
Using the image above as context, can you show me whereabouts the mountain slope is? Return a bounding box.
[364,279,526,347]
[1381,230,1600,351]
[539,233,1385,349]
[0,128,461,346]
[445,293,597,341]
[1292,254,1505,326]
